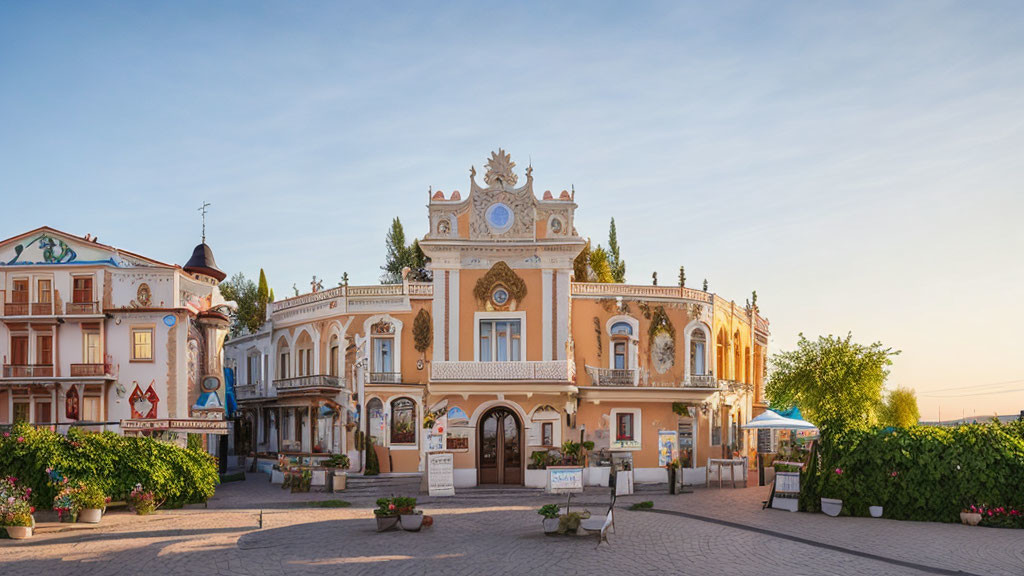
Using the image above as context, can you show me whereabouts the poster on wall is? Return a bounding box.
[428,453,455,497]
[427,433,445,452]
[658,430,679,467]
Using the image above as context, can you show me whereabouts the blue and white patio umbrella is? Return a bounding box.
[741,409,818,431]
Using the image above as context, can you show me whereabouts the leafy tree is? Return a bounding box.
[573,240,592,281]
[268,288,275,302]
[702,279,708,291]
[651,271,658,286]
[256,268,269,321]
[879,387,920,427]
[589,245,614,283]
[380,218,431,283]
[606,218,626,283]
[219,272,266,336]
[678,266,686,287]
[766,333,899,436]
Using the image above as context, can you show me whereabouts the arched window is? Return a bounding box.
[733,331,742,381]
[716,328,726,378]
[690,328,706,375]
[295,331,314,377]
[328,334,340,377]
[610,322,633,336]
[367,398,384,446]
[277,338,291,379]
[390,398,416,445]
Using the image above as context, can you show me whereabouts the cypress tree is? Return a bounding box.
[607,218,626,283]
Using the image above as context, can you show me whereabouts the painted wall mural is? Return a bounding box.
[65,387,80,420]
[6,234,77,265]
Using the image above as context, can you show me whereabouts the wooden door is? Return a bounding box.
[11,335,28,365]
[478,407,522,485]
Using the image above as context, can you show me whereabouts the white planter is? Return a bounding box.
[271,469,284,484]
[615,470,634,495]
[869,506,883,518]
[311,469,327,487]
[682,467,706,486]
[78,508,103,523]
[771,495,799,512]
[542,517,560,533]
[585,466,611,487]
[525,469,548,488]
[400,512,424,531]
[331,471,347,492]
[821,498,843,517]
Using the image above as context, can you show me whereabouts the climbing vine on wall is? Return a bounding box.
[472,261,527,304]
[593,317,602,359]
[413,309,432,353]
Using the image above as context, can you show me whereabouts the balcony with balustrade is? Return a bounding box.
[579,366,723,402]
[369,371,403,385]
[69,363,113,378]
[2,364,55,378]
[585,366,639,387]
[274,374,346,396]
[65,301,101,315]
[428,360,577,395]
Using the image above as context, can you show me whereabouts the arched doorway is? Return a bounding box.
[478,407,522,485]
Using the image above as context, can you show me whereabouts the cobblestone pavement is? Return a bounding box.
[1,474,1020,576]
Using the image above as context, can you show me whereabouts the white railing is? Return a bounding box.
[275,374,344,391]
[369,372,403,384]
[234,384,260,400]
[431,361,572,382]
[272,282,434,313]
[408,282,434,296]
[685,374,719,388]
[585,366,639,387]
[570,283,713,303]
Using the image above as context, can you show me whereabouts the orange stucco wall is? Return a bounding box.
[457,267,545,362]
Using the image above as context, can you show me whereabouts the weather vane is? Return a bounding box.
[198,201,211,243]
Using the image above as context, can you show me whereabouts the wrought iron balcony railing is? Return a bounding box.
[3,364,55,378]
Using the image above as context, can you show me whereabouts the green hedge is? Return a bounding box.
[804,421,1024,523]
[0,424,219,508]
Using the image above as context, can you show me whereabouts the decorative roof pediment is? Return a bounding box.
[0,227,164,268]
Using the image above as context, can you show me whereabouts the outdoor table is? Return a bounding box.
[706,458,746,488]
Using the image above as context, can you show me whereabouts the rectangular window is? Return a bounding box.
[36,334,53,365]
[73,277,93,303]
[297,349,311,376]
[35,401,52,424]
[282,410,291,440]
[373,338,393,372]
[248,356,260,385]
[11,335,28,365]
[131,327,153,361]
[11,279,29,303]
[84,331,102,364]
[37,279,52,303]
[691,342,705,375]
[613,341,627,370]
[83,397,100,421]
[478,319,522,362]
[711,409,722,446]
[13,402,30,423]
[541,422,553,446]
[616,412,634,442]
[329,345,339,377]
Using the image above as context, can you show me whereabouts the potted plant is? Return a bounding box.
[820,467,844,517]
[526,451,551,488]
[53,482,83,523]
[323,454,350,492]
[0,477,34,539]
[128,484,162,515]
[283,469,312,493]
[396,496,423,531]
[538,503,560,534]
[960,505,983,526]
[666,458,681,494]
[75,483,108,524]
[374,497,400,532]
[870,470,897,518]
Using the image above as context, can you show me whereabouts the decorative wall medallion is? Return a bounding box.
[416,359,425,370]
[549,217,563,234]
[371,319,395,335]
[473,261,527,304]
[485,202,514,234]
[201,376,220,392]
[137,283,152,307]
[437,218,451,235]
[163,314,176,327]
[129,383,159,419]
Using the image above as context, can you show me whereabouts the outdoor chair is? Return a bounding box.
[580,509,614,547]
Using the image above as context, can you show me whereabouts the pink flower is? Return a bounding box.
[890,471,898,477]
[2,432,8,438]
[388,503,396,511]
[16,437,24,443]
[834,468,843,475]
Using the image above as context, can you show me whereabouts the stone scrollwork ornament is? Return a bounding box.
[483,149,518,187]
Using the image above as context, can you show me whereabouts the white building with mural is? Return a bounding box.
[0,227,233,445]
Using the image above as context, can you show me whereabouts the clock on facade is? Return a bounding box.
[492,286,510,306]
[485,203,514,234]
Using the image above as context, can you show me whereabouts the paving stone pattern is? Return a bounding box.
[1,474,1020,576]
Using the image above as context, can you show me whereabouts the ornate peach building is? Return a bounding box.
[225,151,769,486]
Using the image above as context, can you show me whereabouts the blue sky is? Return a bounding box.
[2,1,1022,419]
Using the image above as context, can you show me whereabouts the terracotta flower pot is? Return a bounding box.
[960,512,982,526]
[78,508,103,524]
[5,526,32,539]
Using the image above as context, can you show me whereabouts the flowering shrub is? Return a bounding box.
[804,422,1024,523]
[128,484,161,515]
[966,505,1024,529]
[0,424,218,509]
[374,496,415,516]
[0,477,35,527]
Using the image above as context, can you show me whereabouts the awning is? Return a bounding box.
[741,409,817,431]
